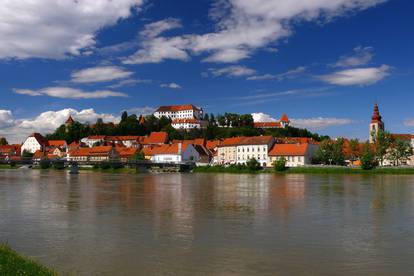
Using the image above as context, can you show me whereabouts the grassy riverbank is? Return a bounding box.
[0,244,57,276]
[194,165,414,175]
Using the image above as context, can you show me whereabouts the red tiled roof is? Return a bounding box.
[32,150,45,159]
[0,145,21,155]
[269,144,309,156]
[155,104,201,112]
[172,138,206,146]
[172,118,201,124]
[142,143,188,156]
[116,147,138,158]
[47,140,66,147]
[253,122,282,128]
[142,132,169,145]
[69,146,114,157]
[87,135,107,140]
[371,103,383,123]
[391,134,414,140]
[206,140,221,150]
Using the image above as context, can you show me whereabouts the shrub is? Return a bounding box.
[111,162,124,169]
[53,161,65,170]
[273,157,287,172]
[100,162,111,170]
[39,160,51,169]
[246,158,261,171]
[360,143,377,170]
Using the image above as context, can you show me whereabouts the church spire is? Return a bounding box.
[369,103,384,143]
[371,103,382,123]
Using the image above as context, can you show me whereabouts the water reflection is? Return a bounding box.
[1,170,414,275]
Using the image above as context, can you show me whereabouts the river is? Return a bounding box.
[1,169,414,275]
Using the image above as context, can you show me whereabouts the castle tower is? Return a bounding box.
[65,115,75,133]
[369,103,384,143]
[280,113,290,128]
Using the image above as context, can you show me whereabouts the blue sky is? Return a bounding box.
[0,0,413,142]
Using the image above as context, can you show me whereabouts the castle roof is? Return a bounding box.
[371,103,383,123]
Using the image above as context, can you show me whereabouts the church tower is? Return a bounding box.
[65,115,75,133]
[369,103,384,143]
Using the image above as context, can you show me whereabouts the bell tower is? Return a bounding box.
[369,103,384,143]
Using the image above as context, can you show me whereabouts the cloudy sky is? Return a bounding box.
[0,0,413,143]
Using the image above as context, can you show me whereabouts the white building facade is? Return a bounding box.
[21,133,46,154]
[154,105,203,120]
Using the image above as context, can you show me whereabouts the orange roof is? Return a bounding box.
[155,104,200,112]
[172,118,201,124]
[218,136,273,147]
[280,113,290,123]
[87,135,107,140]
[253,122,281,128]
[48,140,67,147]
[269,143,309,156]
[172,138,206,146]
[116,147,138,158]
[32,150,45,159]
[142,143,188,156]
[142,132,169,145]
[391,134,414,140]
[0,145,21,155]
[206,140,221,150]
[69,146,114,157]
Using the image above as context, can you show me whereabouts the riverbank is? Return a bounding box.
[194,165,414,175]
[0,244,57,276]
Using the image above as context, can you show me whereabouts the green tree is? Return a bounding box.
[0,137,8,145]
[315,139,345,165]
[348,138,360,163]
[246,158,261,171]
[21,150,34,159]
[239,114,254,127]
[273,157,287,172]
[375,130,393,166]
[132,151,145,161]
[360,143,377,170]
[387,138,413,166]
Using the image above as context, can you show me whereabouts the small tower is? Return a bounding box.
[369,103,384,143]
[138,115,146,126]
[65,115,75,133]
[280,113,290,128]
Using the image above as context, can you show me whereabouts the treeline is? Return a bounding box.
[46,111,329,143]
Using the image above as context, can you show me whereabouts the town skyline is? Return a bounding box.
[1,0,413,143]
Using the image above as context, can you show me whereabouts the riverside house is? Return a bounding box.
[67,146,118,162]
[142,143,199,163]
[268,143,319,167]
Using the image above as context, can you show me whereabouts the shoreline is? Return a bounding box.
[3,164,414,175]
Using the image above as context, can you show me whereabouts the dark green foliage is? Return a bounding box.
[246,158,261,171]
[22,150,34,159]
[45,112,328,143]
[39,160,51,169]
[0,137,8,145]
[360,143,377,170]
[132,152,145,161]
[100,162,111,170]
[0,244,57,276]
[53,161,65,170]
[273,157,287,172]
[111,162,124,169]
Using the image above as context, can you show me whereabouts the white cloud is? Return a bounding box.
[160,83,182,89]
[403,119,414,127]
[0,110,15,128]
[107,78,152,89]
[291,117,354,129]
[320,65,390,86]
[124,0,385,64]
[251,113,277,122]
[332,46,374,68]
[247,66,306,81]
[14,87,128,99]
[71,66,134,83]
[0,108,119,143]
[0,0,144,59]
[126,106,155,115]
[209,66,256,78]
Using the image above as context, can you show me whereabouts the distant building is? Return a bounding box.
[67,146,118,162]
[154,104,203,120]
[253,114,290,129]
[21,133,47,154]
[268,143,318,167]
[65,115,75,132]
[0,145,21,161]
[171,118,208,129]
[142,143,199,163]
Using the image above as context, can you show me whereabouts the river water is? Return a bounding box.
[1,169,414,275]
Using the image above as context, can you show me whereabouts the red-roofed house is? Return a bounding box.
[81,135,107,148]
[67,146,118,162]
[154,104,203,120]
[116,147,139,162]
[268,143,318,167]
[0,145,21,161]
[143,143,199,163]
[21,133,47,154]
